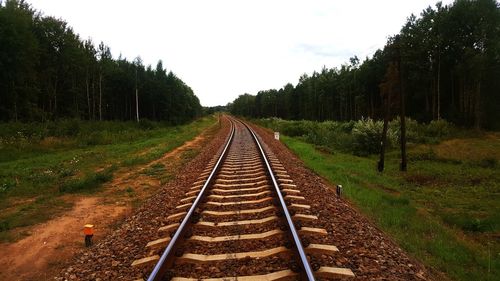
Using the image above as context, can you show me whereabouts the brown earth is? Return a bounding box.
[54,117,439,281]
[0,127,215,281]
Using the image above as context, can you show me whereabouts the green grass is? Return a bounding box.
[0,116,217,241]
[58,168,115,193]
[0,196,72,242]
[281,135,499,281]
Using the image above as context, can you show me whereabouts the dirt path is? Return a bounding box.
[0,132,210,281]
[0,198,128,280]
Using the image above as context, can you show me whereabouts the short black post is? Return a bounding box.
[83,224,94,247]
[336,184,343,197]
[85,234,93,247]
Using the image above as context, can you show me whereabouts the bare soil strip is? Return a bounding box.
[0,130,212,281]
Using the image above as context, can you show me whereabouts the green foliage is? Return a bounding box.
[0,119,184,153]
[389,118,458,144]
[0,0,202,122]
[230,0,500,130]
[257,117,458,156]
[352,118,392,156]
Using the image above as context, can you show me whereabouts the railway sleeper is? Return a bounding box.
[215,175,267,183]
[175,243,341,264]
[207,190,271,199]
[217,171,266,179]
[196,215,278,227]
[167,266,354,281]
[211,185,270,194]
[205,197,273,206]
[202,206,275,216]
[213,180,268,188]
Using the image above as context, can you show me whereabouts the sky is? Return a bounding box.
[28,0,453,107]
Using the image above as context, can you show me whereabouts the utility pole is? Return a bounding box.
[135,67,139,122]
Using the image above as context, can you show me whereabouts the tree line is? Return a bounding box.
[229,0,500,130]
[0,0,202,123]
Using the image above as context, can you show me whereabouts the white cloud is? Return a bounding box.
[28,0,453,106]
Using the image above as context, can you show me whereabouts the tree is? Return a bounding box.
[0,1,202,123]
[133,56,143,122]
[229,0,500,130]
[378,61,399,172]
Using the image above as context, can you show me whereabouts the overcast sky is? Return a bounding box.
[28,0,453,106]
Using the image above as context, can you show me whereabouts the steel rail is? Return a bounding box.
[147,119,235,281]
[240,119,316,281]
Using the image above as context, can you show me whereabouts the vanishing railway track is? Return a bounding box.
[132,117,355,280]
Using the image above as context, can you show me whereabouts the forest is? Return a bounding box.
[0,0,202,124]
[229,0,500,130]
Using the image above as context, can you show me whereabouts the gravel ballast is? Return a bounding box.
[58,118,435,280]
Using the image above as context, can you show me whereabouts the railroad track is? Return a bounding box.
[131,117,355,280]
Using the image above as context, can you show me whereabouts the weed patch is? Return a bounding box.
[59,170,113,193]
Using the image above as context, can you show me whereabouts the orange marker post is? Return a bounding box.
[84,224,94,247]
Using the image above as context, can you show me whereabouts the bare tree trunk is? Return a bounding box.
[135,68,139,122]
[86,70,91,120]
[339,98,342,120]
[398,56,407,171]
[459,77,464,116]
[378,93,391,172]
[54,75,58,119]
[135,86,139,122]
[12,81,18,122]
[92,78,96,120]
[450,70,455,110]
[425,88,430,113]
[370,92,374,118]
[475,81,481,130]
[431,76,436,120]
[437,52,441,120]
[99,75,103,121]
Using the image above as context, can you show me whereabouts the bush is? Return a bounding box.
[352,118,395,156]
[256,117,463,157]
[424,119,456,141]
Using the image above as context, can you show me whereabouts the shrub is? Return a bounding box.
[424,119,456,141]
[351,118,394,156]
[257,117,463,156]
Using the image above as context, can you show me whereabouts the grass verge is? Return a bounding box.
[281,135,499,281]
[0,116,217,241]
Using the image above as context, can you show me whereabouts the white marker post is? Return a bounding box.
[274,132,280,141]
